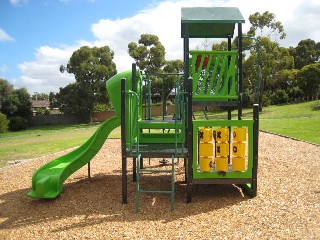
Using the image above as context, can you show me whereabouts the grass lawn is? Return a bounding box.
[194,100,320,144]
[0,100,319,167]
[258,101,320,144]
[0,123,120,168]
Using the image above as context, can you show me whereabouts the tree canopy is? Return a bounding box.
[297,63,320,100]
[0,78,14,110]
[289,39,320,69]
[128,34,166,73]
[59,45,117,121]
[248,11,286,40]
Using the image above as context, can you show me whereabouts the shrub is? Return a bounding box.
[0,113,9,133]
[36,108,51,115]
[93,103,113,112]
[9,116,28,131]
[270,89,289,105]
[261,94,271,108]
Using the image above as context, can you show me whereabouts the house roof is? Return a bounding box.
[32,100,50,108]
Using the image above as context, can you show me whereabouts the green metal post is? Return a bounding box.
[171,155,175,211]
[121,78,127,204]
[148,78,152,119]
[252,103,259,196]
[136,154,141,213]
[237,23,243,120]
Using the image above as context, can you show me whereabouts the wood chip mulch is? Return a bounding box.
[0,132,319,239]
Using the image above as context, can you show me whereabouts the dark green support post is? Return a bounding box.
[237,23,243,120]
[183,21,193,203]
[252,103,259,196]
[88,162,91,178]
[121,77,127,204]
[133,157,136,182]
[132,63,136,93]
[187,77,193,203]
[227,35,232,120]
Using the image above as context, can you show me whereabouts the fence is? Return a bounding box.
[31,114,82,126]
[31,106,222,126]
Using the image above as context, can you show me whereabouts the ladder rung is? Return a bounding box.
[139,169,172,173]
[139,190,172,194]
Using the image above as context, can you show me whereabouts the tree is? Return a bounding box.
[243,37,294,109]
[31,92,49,100]
[0,78,14,111]
[248,11,286,40]
[212,41,228,51]
[2,88,32,119]
[0,112,9,133]
[60,46,117,121]
[128,34,166,73]
[270,69,299,98]
[151,59,184,98]
[289,39,320,69]
[56,83,94,120]
[297,63,320,100]
[243,12,288,109]
[1,87,32,131]
[49,92,59,109]
[13,88,33,120]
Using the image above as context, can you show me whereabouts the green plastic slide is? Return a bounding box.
[27,116,120,199]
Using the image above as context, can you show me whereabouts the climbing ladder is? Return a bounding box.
[135,154,175,212]
[121,67,188,212]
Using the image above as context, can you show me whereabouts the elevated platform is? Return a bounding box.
[126,143,188,158]
[139,119,183,129]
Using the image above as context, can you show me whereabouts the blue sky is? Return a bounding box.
[0,0,319,94]
[0,0,156,86]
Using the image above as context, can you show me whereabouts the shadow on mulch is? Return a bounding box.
[0,173,249,232]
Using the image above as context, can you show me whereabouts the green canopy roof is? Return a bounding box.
[181,7,245,38]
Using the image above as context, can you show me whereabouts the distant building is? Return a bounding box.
[31,100,50,115]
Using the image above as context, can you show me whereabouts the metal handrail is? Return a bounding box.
[126,90,140,154]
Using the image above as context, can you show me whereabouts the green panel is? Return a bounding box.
[139,121,183,129]
[181,7,245,38]
[190,50,238,101]
[139,132,184,144]
[28,116,120,199]
[192,120,253,179]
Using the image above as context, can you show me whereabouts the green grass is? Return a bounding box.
[0,123,121,167]
[258,101,320,144]
[194,100,320,144]
[0,100,319,167]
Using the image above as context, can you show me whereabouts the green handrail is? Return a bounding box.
[126,90,140,154]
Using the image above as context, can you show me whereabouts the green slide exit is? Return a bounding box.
[27,116,120,199]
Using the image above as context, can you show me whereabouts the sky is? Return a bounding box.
[0,0,319,94]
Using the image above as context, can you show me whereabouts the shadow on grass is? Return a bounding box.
[0,173,249,232]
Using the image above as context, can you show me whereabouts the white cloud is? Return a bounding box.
[10,0,28,7]
[13,45,77,94]
[224,0,320,46]
[0,28,15,42]
[0,64,9,73]
[91,0,219,71]
[14,0,320,94]
[90,0,320,72]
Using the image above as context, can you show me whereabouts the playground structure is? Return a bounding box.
[28,7,259,212]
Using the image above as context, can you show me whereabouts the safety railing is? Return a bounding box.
[126,90,140,154]
[174,77,187,156]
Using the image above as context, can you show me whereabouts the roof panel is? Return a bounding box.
[181,7,245,38]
